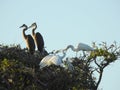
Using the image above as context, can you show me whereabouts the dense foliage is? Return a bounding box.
[0,42,120,90]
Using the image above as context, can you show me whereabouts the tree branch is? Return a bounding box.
[94,58,101,68]
[95,68,103,90]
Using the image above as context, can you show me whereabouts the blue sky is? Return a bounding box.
[0,0,120,89]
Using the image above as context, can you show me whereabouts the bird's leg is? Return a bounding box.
[82,51,86,60]
[76,52,78,58]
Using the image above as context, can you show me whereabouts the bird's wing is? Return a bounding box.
[26,35,35,51]
[35,33,44,52]
[39,55,54,68]
[49,55,62,65]
[55,56,62,65]
[78,43,94,51]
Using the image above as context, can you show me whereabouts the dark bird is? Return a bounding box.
[20,24,35,54]
[28,23,45,54]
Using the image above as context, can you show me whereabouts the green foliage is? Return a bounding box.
[0,58,35,90]
[0,42,120,90]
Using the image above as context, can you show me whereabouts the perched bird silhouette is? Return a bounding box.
[20,24,35,54]
[28,22,44,54]
[39,49,66,69]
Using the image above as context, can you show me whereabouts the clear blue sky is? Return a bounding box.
[0,0,120,89]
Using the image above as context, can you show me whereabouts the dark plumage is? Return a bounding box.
[29,23,44,53]
[35,32,44,52]
[20,24,35,54]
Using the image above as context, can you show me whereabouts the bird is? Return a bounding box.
[39,49,66,69]
[28,22,45,54]
[64,43,94,57]
[20,24,35,54]
[63,58,74,71]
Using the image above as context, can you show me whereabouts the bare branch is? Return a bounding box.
[94,58,101,68]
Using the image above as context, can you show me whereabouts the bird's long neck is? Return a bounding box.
[23,29,27,39]
[61,51,66,59]
[66,45,77,51]
[32,26,37,36]
[32,29,36,36]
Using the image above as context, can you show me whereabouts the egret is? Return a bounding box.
[28,22,44,54]
[39,49,66,69]
[64,43,94,56]
[64,58,74,71]
[20,24,35,54]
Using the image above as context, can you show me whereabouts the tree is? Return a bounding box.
[0,42,120,90]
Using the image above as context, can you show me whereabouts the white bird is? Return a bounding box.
[64,43,94,56]
[64,58,74,71]
[39,49,66,69]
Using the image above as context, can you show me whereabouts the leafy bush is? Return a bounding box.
[0,42,120,90]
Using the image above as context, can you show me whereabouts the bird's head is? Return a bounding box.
[19,24,28,30]
[28,22,37,29]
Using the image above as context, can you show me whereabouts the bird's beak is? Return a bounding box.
[19,26,22,28]
[28,25,32,29]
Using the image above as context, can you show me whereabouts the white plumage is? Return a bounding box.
[77,43,94,51]
[39,50,66,69]
[64,43,94,56]
[64,58,74,71]
[39,43,93,69]
[65,43,94,52]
